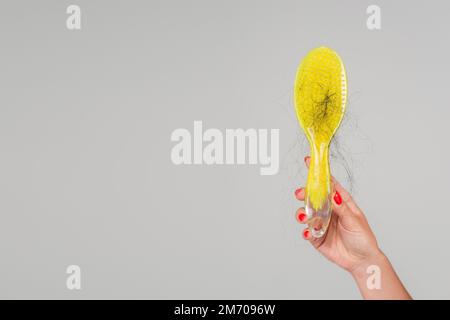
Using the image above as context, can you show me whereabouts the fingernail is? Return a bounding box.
[294,188,303,198]
[298,212,307,223]
[333,191,342,206]
[303,229,311,239]
[304,156,310,163]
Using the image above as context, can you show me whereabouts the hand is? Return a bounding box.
[295,156,411,299]
[294,156,382,274]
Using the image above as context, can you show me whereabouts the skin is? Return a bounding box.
[295,156,412,300]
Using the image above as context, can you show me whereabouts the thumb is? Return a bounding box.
[331,190,354,218]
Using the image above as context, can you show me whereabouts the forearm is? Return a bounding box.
[351,251,412,300]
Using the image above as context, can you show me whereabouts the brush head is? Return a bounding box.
[294,47,347,146]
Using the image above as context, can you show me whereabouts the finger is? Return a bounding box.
[302,228,312,240]
[296,207,308,224]
[294,187,305,201]
[304,156,311,168]
[331,190,354,218]
[302,227,326,249]
[331,177,362,215]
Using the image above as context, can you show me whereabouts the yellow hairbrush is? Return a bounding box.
[294,47,347,238]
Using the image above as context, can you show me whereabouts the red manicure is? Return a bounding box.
[303,229,310,239]
[334,191,342,205]
[304,156,310,163]
[298,213,307,223]
[294,188,303,198]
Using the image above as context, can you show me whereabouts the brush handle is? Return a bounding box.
[305,196,332,238]
[305,143,333,238]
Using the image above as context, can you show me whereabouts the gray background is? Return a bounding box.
[0,0,449,299]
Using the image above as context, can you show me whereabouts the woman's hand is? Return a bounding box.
[295,156,411,299]
[295,156,381,274]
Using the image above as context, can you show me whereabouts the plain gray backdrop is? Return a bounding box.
[1,0,449,299]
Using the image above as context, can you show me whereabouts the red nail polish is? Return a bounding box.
[304,156,309,163]
[303,229,310,239]
[294,188,303,198]
[334,191,342,205]
[298,213,307,222]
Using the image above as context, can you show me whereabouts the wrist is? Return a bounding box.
[348,249,412,300]
[350,248,388,280]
